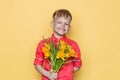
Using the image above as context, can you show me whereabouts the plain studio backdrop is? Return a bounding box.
[0,0,120,80]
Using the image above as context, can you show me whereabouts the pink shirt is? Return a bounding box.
[34,34,82,80]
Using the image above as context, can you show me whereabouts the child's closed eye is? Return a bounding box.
[65,23,69,25]
[57,22,62,24]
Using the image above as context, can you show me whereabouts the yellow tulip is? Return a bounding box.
[44,52,50,58]
[59,41,66,50]
[44,43,50,50]
[42,43,50,58]
[68,49,77,57]
[57,51,66,61]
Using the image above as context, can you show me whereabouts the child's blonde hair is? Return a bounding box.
[52,9,72,21]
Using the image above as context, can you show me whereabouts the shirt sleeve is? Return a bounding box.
[34,41,44,65]
[72,42,82,68]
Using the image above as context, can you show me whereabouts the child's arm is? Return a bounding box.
[72,41,82,72]
[34,65,58,80]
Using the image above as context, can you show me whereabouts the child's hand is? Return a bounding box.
[48,71,58,80]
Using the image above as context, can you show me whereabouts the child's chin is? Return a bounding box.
[59,33,66,36]
[59,31,66,35]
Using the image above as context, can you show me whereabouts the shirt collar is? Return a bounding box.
[51,34,66,43]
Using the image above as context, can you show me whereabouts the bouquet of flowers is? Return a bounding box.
[42,39,77,72]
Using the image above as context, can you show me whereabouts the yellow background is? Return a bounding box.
[0,0,120,80]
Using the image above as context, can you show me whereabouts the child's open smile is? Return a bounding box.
[51,17,71,39]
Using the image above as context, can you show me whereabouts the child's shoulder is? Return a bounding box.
[65,37,78,45]
[38,37,52,44]
[65,37,80,49]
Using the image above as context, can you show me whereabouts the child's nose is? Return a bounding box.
[61,23,65,27]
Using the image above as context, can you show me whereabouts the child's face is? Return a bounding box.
[51,16,71,37]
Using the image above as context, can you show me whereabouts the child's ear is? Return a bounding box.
[50,21,53,28]
[70,25,71,28]
[69,25,71,28]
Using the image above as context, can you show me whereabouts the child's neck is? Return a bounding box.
[53,33,64,40]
